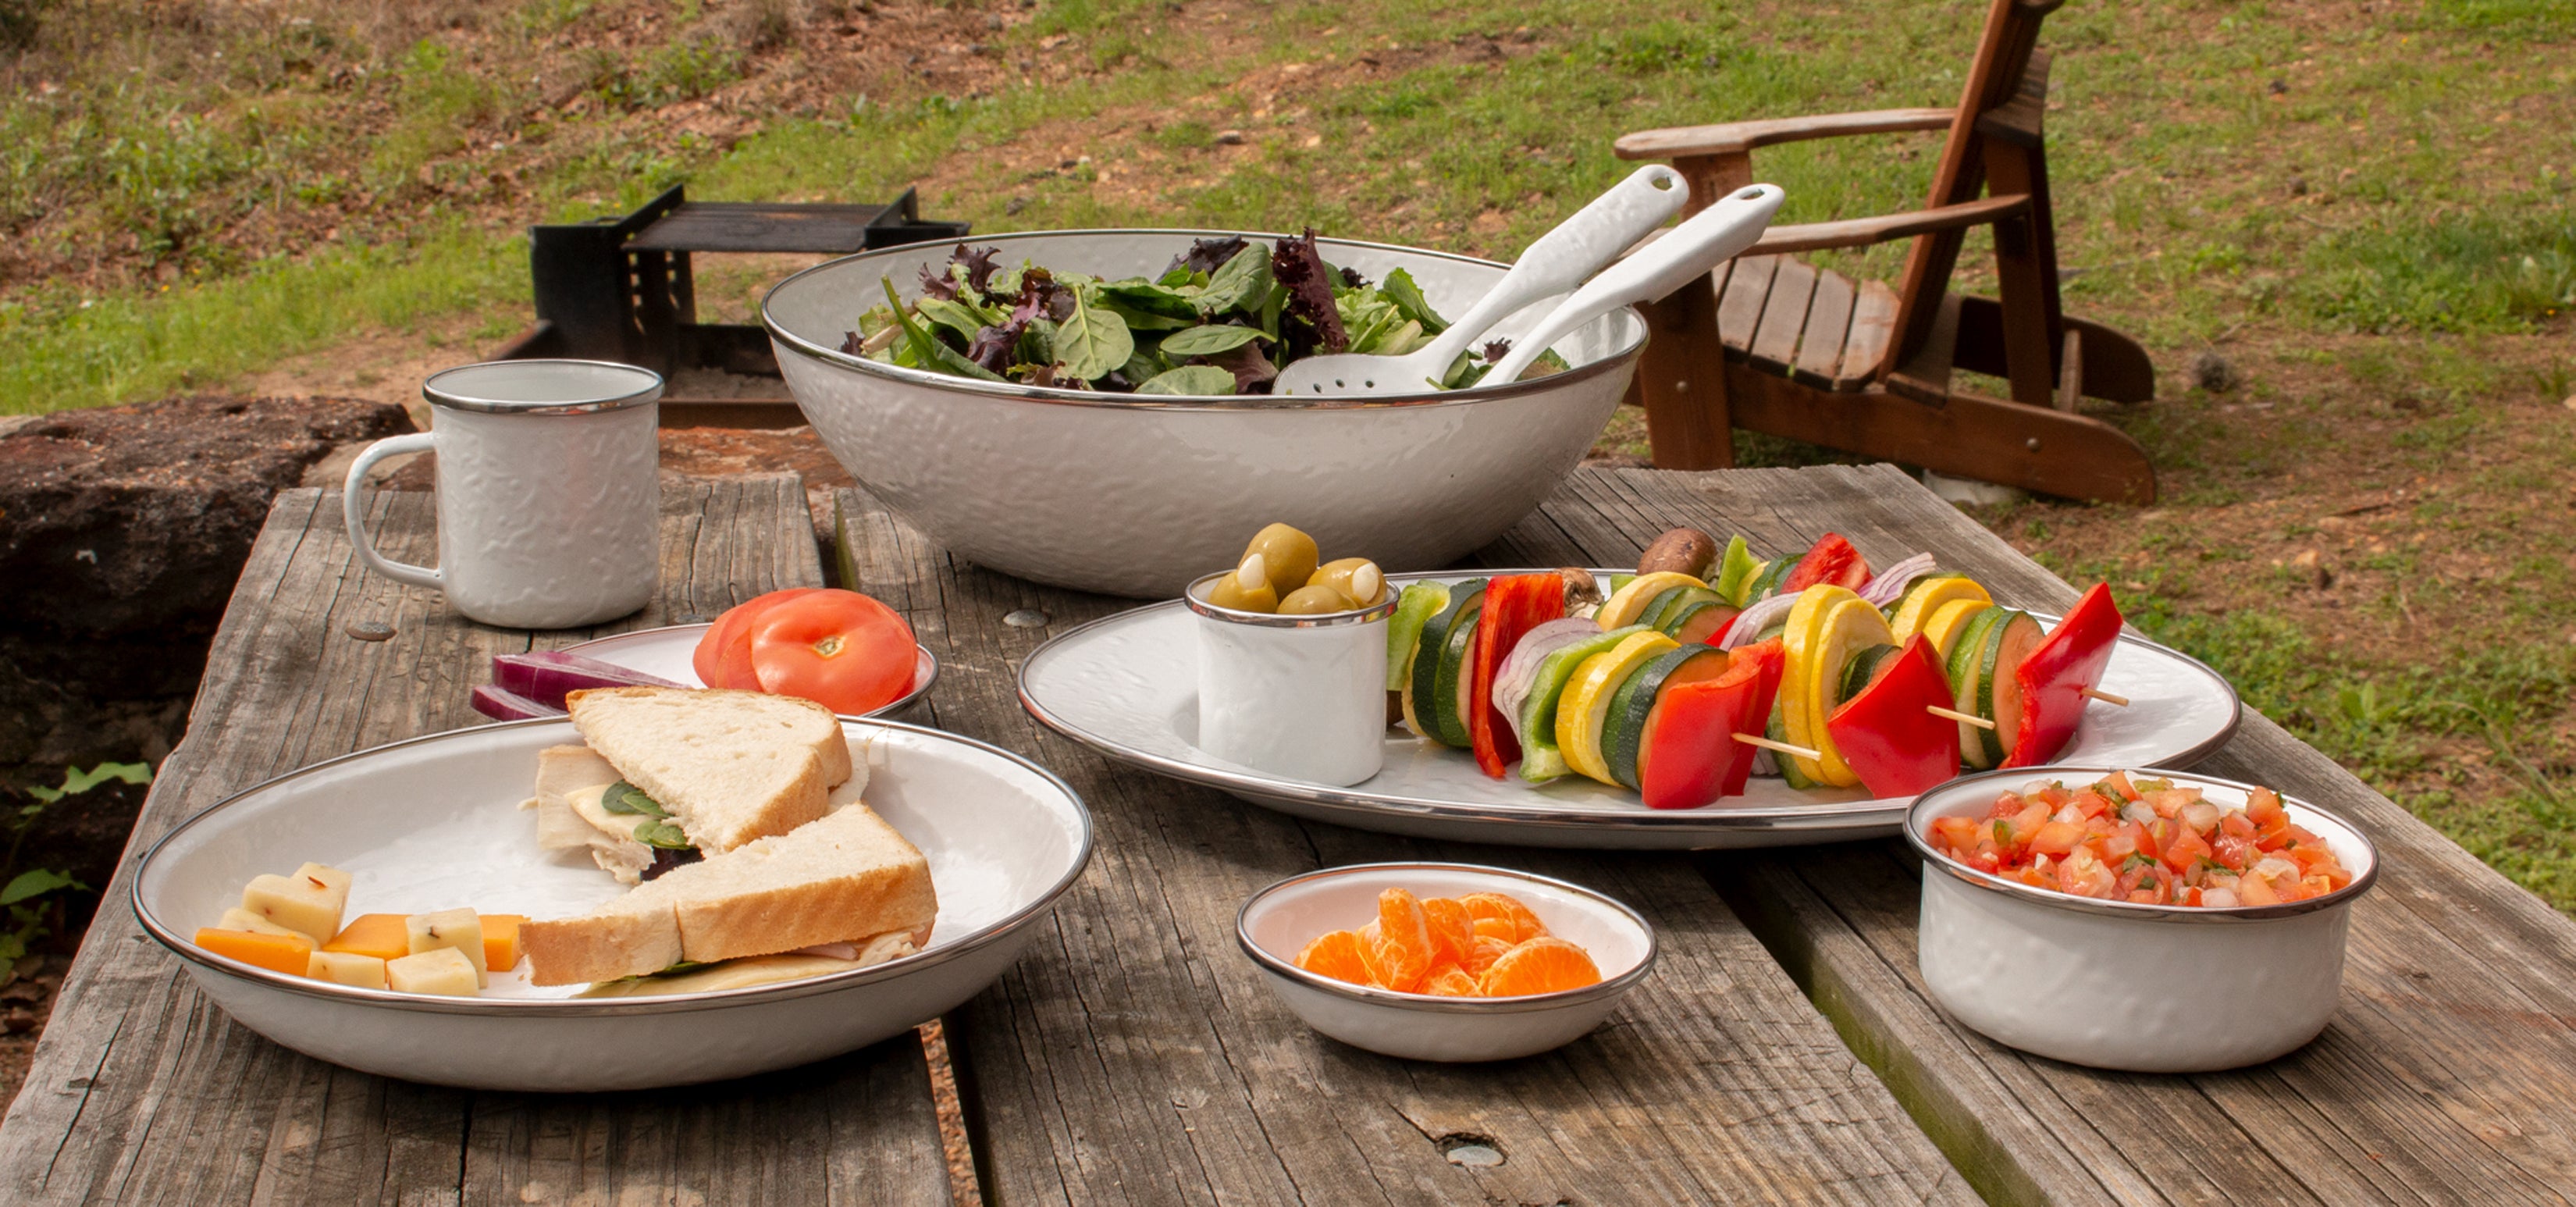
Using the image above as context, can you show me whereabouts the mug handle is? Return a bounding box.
[342,433,442,590]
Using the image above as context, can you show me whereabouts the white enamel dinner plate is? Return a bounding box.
[1019,571,2240,850]
[136,717,1091,1091]
[567,623,939,719]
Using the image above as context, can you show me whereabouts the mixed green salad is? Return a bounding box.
[841,233,1564,396]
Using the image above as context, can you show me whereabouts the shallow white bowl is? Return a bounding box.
[135,717,1091,1091]
[762,230,1647,598]
[1907,767,2379,1073]
[1236,863,1656,1063]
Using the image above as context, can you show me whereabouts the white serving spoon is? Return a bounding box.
[1273,164,1692,397]
[1482,183,1785,385]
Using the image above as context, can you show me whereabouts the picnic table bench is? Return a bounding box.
[6,464,2575,1205]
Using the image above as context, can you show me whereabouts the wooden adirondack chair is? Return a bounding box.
[1611,0,2158,504]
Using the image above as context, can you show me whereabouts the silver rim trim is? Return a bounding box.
[1233,862,1658,1013]
[1018,573,2245,833]
[760,229,1646,409]
[422,358,665,415]
[133,716,1094,1016]
[1902,766,2380,921]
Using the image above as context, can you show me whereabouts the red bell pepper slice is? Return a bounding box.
[1637,639,1784,809]
[1468,572,1565,778]
[2003,583,2126,768]
[1781,532,1873,594]
[1823,635,1960,799]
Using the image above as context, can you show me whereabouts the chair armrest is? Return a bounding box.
[1741,194,2030,255]
[1614,108,1954,160]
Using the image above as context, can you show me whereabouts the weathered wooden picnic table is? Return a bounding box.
[7,463,2576,1205]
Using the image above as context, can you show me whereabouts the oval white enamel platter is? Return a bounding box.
[566,623,939,719]
[1019,571,2240,850]
[135,717,1090,1091]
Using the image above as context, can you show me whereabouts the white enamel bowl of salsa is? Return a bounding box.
[1905,767,2379,1073]
[1235,863,1656,1063]
[761,230,1646,599]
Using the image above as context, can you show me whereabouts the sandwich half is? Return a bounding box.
[521,801,937,988]
[564,687,851,853]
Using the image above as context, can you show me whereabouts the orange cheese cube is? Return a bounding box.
[324,913,409,961]
[480,914,525,973]
[194,928,315,976]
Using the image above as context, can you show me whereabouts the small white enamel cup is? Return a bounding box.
[1187,572,1393,787]
[1907,767,2379,1073]
[343,360,663,629]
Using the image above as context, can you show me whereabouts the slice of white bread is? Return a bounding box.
[564,687,850,853]
[521,802,937,987]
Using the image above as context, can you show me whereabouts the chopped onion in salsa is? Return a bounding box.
[1926,773,2354,906]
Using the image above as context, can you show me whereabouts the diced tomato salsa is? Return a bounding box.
[1925,774,2355,906]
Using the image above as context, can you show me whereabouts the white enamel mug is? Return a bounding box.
[343,360,663,629]
[1187,573,1394,787]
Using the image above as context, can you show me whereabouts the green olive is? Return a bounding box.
[1308,557,1385,607]
[1277,584,1359,615]
[1203,557,1279,612]
[1242,523,1319,597]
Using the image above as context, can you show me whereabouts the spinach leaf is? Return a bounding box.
[1136,365,1237,395]
[632,819,693,849]
[1098,297,1195,331]
[601,781,670,817]
[1055,290,1135,383]
[1377,267,1450,335]
[1159,324,1273,357]
[915,296,988,344]
[1100,279,1199,320]
[882,277,1007,382]
[1198,243,1275,315]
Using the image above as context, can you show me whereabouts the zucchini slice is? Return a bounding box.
[1973,611,2046,766]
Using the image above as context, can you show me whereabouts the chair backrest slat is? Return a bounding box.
[1881,0,2062,375]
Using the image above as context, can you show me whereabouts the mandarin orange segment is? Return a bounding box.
[1465,935,1513,975]
[1461,892,1547,944]
[1372,888,1435,992]
[1421,965,1479,996]
[1420,896,1473,969]
[1471,917,1517,942]
[1478,937,1603,997]
[1296,929,1373,985]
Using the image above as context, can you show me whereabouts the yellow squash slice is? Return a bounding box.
[1779,586,1897,788]
[1888,577,1992,646]
[1916,598,1996,663]
[1595,572,1708,629]
[1554,631,1680,785]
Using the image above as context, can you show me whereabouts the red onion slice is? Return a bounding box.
[492,650,685,710]
[1857,553,1938,609]
[471,684,567,721]
[1492,619,1604,749]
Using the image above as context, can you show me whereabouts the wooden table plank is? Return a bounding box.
[0,475,953,1206]
[832,486,1976,1206]
[1573,465,2576,1205]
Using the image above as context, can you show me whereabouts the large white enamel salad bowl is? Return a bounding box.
[762,230,1649,598]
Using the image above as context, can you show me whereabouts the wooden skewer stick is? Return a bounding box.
[2082,687,2131,707]
[1733,732,1822,761]
[1926,704,1996,730]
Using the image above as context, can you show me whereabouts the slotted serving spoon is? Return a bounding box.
[1482,183,1784,385]
[1273,164,1691,397]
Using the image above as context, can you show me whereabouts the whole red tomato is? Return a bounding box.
[692,588,823,689]
[748,591,918,715]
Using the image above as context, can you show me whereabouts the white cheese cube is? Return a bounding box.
[306,950,389,989]
[406,908,489,988]
[240,863,350,941]
[219,907,305,938]
[385,947,480,996]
